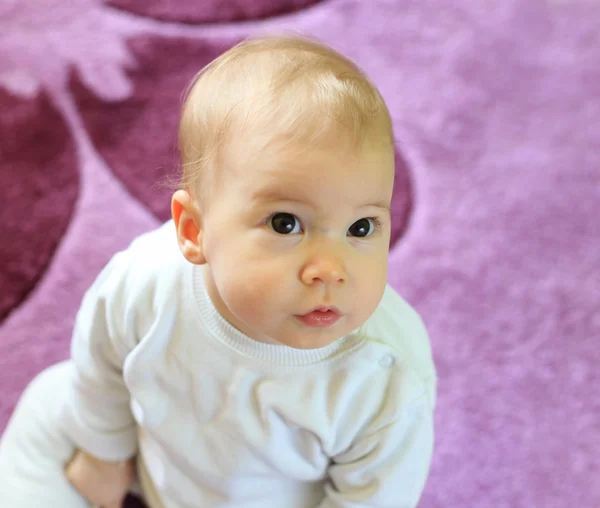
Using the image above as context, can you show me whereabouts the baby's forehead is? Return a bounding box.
[222,134,393,189]
[223,132,354,170]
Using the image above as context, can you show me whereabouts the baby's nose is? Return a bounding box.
[301,258,347,286]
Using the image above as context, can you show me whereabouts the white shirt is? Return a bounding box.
[60,221,437,508]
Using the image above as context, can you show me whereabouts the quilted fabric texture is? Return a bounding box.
[0,0,598,506]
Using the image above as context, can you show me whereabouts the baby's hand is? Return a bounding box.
[66,449,135,508]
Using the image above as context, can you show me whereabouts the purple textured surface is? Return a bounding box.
[1,1,599,507]
[0,90,78,321]
[72,36,234,220]
[105,0,324,23]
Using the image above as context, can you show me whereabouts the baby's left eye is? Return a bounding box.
[347,218,377,238]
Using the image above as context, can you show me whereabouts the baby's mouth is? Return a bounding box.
[295,306,342,328]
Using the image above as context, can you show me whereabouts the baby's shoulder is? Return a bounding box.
[362,285,428,342]
[116,220,184,283]
[352,285,436,399]
[95,221,187,312]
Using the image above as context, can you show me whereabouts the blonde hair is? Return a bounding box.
[177,34,394,200]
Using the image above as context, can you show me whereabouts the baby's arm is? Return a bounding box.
[319,371,435,508]
[59,252,139,504]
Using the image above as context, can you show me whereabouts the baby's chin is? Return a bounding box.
[271,331,348,350]
[246,315,360,349]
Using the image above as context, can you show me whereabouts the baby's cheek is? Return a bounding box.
[357,264,387,312]
[229,269,283,318]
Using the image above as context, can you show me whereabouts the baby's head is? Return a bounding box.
[172,35,395,350]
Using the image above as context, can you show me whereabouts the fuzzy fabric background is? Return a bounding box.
[1,0,598,506]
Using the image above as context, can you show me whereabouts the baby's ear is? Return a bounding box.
[172,190,206,265]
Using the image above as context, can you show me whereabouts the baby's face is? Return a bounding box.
[200,138,394,349]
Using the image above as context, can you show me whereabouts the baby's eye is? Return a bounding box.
[269,213,303,235]
[347,218,378,238]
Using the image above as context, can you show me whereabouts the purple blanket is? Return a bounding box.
[1,1,599,506]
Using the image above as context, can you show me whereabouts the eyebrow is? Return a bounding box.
[251,188,391,213]
[251,188,306,206]
[368,201,391,213]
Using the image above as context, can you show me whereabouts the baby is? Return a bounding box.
[0,35,436,508]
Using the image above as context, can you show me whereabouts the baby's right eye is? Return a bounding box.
[269,213,302,235]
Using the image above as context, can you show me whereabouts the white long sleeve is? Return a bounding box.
[59,250,139,461]
[318,383,434,508]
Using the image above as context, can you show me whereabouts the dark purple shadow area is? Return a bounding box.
[0,91,78,323]
[73,36,236,221]
[390,147,412,248]
[105,0,324,24]
[124,494,147,507]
